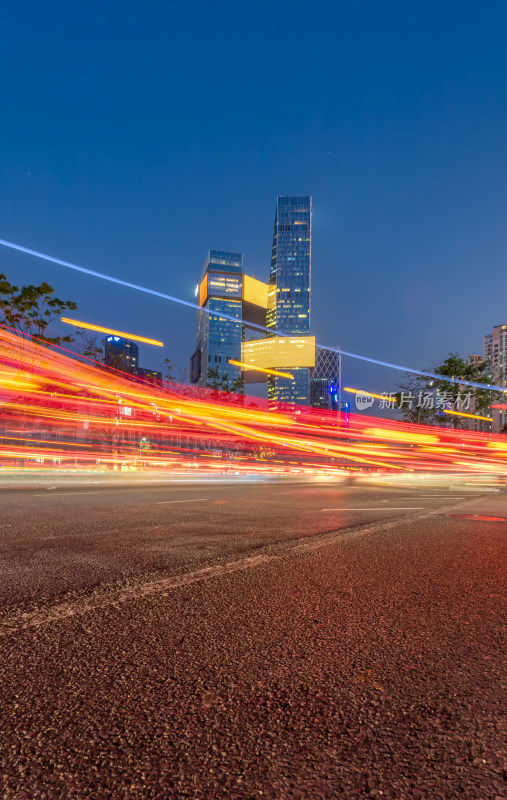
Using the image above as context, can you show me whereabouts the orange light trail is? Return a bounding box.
[61,317,164,346]
[227,359,294,379]
[1,324,507,478]
[443,409,493,422]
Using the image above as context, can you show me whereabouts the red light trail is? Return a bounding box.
[1,324,507,477]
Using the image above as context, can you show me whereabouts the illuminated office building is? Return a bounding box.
[190,197,315,406]
[266,195,312,404]
[191,250,244,389]
[104,336,139,371]
[133,367,162,385]
[310,348,340,410]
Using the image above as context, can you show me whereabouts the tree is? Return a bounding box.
[0,274,77,346]
[394,373,438,425]
[433,353,497,421]
[77,331,104,362]
[163,358,176,383]
[207,367,244,395]
[395,354,499,427]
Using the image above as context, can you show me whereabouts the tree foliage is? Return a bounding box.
[207,366,244,394]
[0,274,77,345]
[76,331,104,362]
[395,353,499,427]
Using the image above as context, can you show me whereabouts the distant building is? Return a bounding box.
[484,324,507,432]
[104,336,161,386]
[310,348,340,410]
[133,367,162,386]
[104,336,139,371]
[467,354,486,367]
[266,195,312,405]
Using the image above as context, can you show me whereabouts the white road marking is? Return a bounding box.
[0,497,481,636]
[32,492,101,497]
[157,498,209,504]
[321,507,425,512]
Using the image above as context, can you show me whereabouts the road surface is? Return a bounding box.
[1,479,506,798]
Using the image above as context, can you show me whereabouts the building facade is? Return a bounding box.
[484,324,507,431]
[104,336,139,371]
[190,197,315,406]
[133,367,163,385]
[191,250,244,389]
[266,195,312,405]
[310,347,340,410]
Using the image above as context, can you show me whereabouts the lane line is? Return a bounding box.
[32,492,101,497]
[157,498,209,504]
[321,507,425,512]
[0,496,487,636]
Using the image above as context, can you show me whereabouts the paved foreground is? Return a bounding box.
[0,481,506,798]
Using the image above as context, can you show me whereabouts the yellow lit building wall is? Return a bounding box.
[242,275,269,309]
[241,336,315,369]
[199,276,207,307]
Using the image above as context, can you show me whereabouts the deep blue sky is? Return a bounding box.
[1,1,506,392]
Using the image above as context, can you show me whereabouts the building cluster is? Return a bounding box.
[190,195,339,409]
[98,195,505,429]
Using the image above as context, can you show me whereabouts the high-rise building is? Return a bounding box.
[266,195,312,404]
[191,250,244,389]
[191,198,316,406]
[310,347,340,410]
[104,336,139,371]
[484,324,507,431]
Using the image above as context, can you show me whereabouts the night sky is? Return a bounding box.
[1,1,506,393]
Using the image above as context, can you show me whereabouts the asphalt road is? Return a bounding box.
[1,480,506,798]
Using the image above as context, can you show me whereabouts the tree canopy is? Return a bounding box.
[0,274,77,346]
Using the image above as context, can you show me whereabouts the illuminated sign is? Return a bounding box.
[241,336,315,370]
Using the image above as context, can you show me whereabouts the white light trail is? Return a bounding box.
[0,236,503,394]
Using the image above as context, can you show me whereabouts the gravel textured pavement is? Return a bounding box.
[0,483,506,799]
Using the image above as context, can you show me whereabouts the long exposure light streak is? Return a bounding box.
[443,409,493,422]
[227,359,294,379]
[0,237,505,394]
[61,318,163,346]
[1,325,507,479]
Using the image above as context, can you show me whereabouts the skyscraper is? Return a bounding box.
[191,250,243,389]
[266,196,312,404]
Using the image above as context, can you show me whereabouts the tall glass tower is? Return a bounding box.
[191,250,243,390]
[266,195,312,405]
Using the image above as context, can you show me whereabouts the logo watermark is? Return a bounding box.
[353,390,473,412]
[355,390,374,411]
